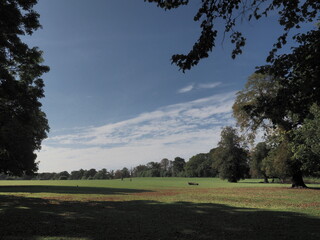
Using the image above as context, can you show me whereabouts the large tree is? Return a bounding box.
[172,157,186,177]
[213,126,248,182]
[233,26,319,188]
[290,104,320,180]
[233,71,319,187]
[250,142,270,183]
[160,158,171,177]
[0,0,49,176]
[261,133,291,184]
[145,0,319,71]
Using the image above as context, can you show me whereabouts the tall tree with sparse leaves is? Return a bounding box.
[0,0,49,176]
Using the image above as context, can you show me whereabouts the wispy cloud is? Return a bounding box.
[198,82,221,89]
[177,84,194,93]
[38,91,236,172]
[177,82,221,94]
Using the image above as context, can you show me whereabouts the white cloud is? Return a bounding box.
[177,82,221,94]
[198,82,221,89]
[38,129,222,172]
[177,84,194,93]
[37,91,237,172]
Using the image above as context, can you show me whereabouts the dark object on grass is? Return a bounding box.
[188,182,199,186]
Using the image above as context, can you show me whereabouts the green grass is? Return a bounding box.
[0,177,312,189]
[0,178,319,240]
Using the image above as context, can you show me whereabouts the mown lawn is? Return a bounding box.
[0,178,319,240]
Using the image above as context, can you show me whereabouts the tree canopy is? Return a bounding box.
[146,0,319,71]
[231,15,319,188]
[290,104,320,178]
[0,0,49,175]
[250,142,270,183]
[185,153,216,177]
[213,126,248,182]
[233,71,319,187]
[172,157,186,176]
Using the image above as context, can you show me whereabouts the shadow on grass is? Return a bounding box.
[0,195,319,240]
[238,182,320,189]
[242,182,320,190]
[0,185,151,195]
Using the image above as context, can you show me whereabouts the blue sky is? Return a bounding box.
[25,0,309,172]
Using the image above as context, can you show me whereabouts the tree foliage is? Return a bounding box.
[233,72,319,187]
[94,168,110,180]
[290,104,320,178]
[132,162,164,177]
[146,0,319,71]
[172,157,186,176]
[185,153,216,177]
[261,134,291,183]
[132,164,150,177]
[250,142,270,183]
[0,0,49,175]
[160,158,170,171]
[257,29,320,130]
[232,73,279,140]
[213,127,248,182]
[233,24,320,134]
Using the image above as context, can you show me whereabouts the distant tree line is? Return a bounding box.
[0,126,271,182]
[0,168,114,181]
[1,122,318,184]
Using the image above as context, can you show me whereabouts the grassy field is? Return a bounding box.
[0,178,319,240]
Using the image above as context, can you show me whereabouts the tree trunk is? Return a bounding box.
[291,171,307,188]
[228,176,238,183]
[263,175,269,183]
